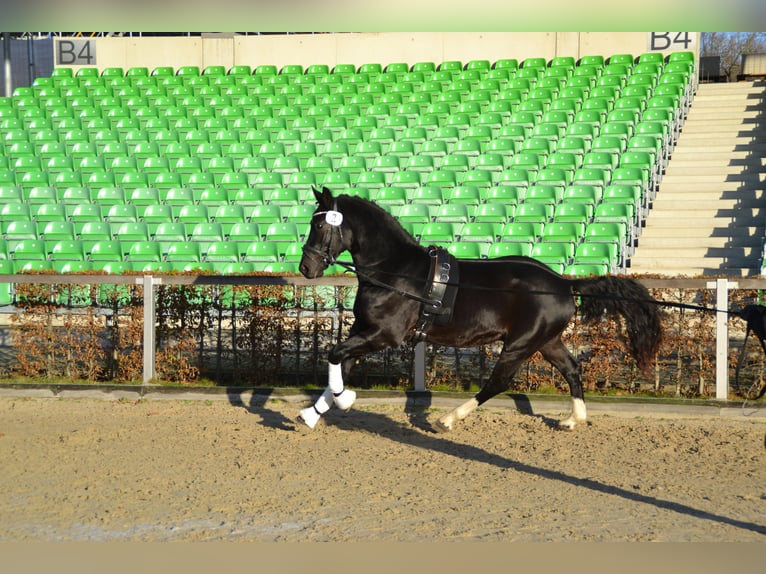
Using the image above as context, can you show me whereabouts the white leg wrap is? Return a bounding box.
[298,387,333,429]
[328,362,356,411]
[328,362,344,394]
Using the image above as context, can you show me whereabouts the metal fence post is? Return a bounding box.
[138,275,162,385]
[707,278,737,401]
[413,341,426,392]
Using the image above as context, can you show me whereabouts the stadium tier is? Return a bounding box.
[0,53,694,280]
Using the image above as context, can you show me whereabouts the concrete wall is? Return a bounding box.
[56,32,700,74]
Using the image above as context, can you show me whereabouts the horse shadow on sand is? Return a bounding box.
[230,387,766,538]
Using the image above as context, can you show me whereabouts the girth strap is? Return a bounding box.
[412,247,460,340]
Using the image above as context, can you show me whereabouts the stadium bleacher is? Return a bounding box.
[0,52,694,279]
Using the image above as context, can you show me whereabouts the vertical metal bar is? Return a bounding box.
[708,278,736,400]
[140,275,161,385]
[3,33,13,97]
[413,341,426,392]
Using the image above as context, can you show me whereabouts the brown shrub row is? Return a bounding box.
[4,281,765,399]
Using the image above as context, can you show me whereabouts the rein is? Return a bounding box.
[330,258,740,318]
[331,258,445,307]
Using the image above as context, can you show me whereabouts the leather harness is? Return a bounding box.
[411,247,460,341]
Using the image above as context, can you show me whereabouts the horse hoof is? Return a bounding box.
[433,419,452,433]
[557,419,577,431]
[334,389,356,411]
[298,406,321,429]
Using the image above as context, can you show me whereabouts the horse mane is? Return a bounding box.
[336,193,422,249]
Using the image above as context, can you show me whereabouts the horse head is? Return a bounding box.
[299,186,349,279]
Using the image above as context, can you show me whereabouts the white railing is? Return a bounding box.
[0,273,762,398]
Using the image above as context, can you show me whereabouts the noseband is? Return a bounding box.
[302,202,345,266]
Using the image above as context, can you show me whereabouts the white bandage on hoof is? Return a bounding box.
[298,405,322,429]
[298,387,333,429]
[333,388,356,411]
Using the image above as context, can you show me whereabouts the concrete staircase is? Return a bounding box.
[627,80,766,277]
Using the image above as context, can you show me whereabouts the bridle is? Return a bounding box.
[301,201,345,267]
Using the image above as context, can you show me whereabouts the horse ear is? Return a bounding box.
[312,186,323,205]
[321,186,334,205]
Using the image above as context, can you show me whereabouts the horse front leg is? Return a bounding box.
[298,328,397,429]
[297,359,357,429]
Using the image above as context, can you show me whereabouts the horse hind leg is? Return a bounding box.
[539,338,587,430]
[435,346,527,433]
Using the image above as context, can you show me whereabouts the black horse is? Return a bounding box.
[298,187,662,431]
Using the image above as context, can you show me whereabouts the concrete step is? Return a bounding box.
[667,157,766,168]
[629,245,763,258]
[664,166,766,177]
[671,146,766,156]
[628,255,761,271]
[638,224,765,238]
[653,181,763,193]
[684,114,764,124]
[659,172,766,183]
[626,264,761,278]
[641,216,765,228]
[648,198,763,211]
[637,235,763,248]
[628,81,766,278]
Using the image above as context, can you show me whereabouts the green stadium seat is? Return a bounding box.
[584,221,628,246]
[405,185,441,206]
[594,202,635,227]
[448,242,486,260]
[531,241,574,266]
[11,239,47,262]
[188,222,224,245]
[553,202,593,224]
[564,263,608,277]
[459,222,499,244]
[0,185,23,203]
[40,221,76,241]
[112,222,150,242]
[542,221,585,245]
[165,241,202,263]
[78,220,112,246]
[176,204,210,226]
[49,239,86,262]
[574,241,617,267]
[227,223,261,246]
[603,183,641,209]
[474,202,512,224]
[419,222,456,245]
[91,186,125,206]
[15,260,52,273]
[434,203,470,224]
[33,202,68,223]
[263,222,301,243]
[124,241,162,263]
[487,241,531,258]
[25,185,57,205]
[204,241,241,263]
[512,202,552,223]
[242,241,281,263]
[69,204,103,229]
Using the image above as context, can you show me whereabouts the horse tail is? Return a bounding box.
[571,275,662,374]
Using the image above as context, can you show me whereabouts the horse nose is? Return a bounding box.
[299,260,316,279]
